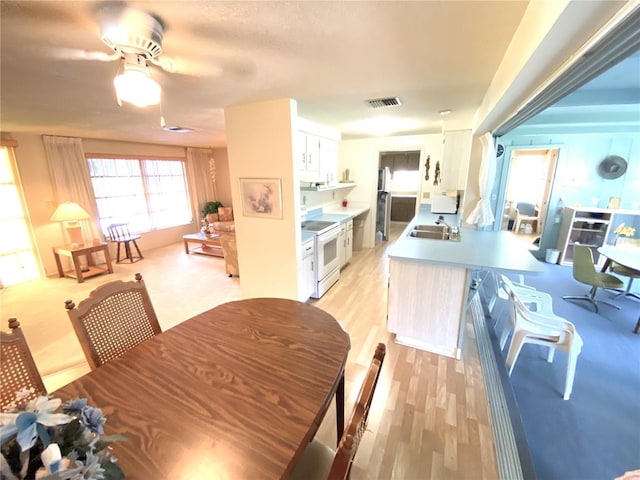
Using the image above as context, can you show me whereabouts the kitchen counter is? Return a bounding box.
[302,203,370,226]
[386,209,543,359]
[388,210,544,275]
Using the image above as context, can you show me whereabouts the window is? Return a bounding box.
[87,156,192,233]
[0,146,40,286]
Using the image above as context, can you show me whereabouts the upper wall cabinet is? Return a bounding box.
[297,131,321,183]
[441,130,472,190]
[297,118,340,185]
[380,152,420,172]
[319,136,338,185]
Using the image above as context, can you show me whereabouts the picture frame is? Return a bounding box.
[239,178,283,219]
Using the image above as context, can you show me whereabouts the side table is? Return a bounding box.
[53,243,114,283]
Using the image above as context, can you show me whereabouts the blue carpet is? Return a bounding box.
[491,261,640,480]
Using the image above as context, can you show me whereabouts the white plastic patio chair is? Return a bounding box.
[505,288,583,400]
[495,274,555,350]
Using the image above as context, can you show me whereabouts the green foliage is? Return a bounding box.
[201,200,223,217]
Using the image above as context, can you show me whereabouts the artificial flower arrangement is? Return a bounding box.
[0,389,125,480]
[200,218,216,237]
[614,223,636,237]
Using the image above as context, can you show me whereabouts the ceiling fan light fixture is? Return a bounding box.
[114,63,161,107]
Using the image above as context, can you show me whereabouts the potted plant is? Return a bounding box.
[202,201,223,223]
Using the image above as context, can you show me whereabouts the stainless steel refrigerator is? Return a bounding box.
[376,167,392,240]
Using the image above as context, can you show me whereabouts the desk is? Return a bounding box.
[52,243,113,283]
[183,232,223,257]
[598,246,640,333]
[55,298,351,479]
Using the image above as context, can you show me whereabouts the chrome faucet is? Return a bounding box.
[435,215,450,230]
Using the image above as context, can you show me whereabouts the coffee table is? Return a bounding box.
[183,232,223,257]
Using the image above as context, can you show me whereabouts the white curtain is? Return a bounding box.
[465,132,497,228]
[186,147,218,219]
[43,135,103,244]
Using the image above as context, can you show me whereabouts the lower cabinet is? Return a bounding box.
[298,239,315,302]
[339,219,353,268]
[345,220,353,265]
[387,258,468,359]
[390,196,416,222]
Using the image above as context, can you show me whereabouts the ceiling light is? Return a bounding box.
[114,61,161,107]
[439,109,452,116]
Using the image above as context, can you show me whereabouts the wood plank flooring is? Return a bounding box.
[310,222,498,479]
[1,222,498,479]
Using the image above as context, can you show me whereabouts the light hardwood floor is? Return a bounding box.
[1,223,498,479]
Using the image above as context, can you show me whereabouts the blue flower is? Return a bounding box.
[81,406,106,435]
[63,397,88,415]
[0,396,72,451]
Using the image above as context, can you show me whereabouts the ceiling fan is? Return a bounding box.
[54,5,219,108]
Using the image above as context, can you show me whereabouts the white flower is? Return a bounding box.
[41,443,62,473]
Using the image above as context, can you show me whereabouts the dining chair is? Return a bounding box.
[514,202,539,235]
[65,273,161,370]
[505,289,583,400]
[562,245,624,313]
[1,318,47,410]
[289,342,386,480]
[106,223,143,263]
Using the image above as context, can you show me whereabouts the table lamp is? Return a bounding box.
[51,202,91,246]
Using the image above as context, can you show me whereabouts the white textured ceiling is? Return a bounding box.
[0,1,530,147]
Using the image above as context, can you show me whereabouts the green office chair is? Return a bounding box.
[563,245,624,313]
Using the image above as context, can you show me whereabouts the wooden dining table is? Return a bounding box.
[55,298,351,479]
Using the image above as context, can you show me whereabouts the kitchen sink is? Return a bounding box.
[408,224,460,241]
[413,225,448,234]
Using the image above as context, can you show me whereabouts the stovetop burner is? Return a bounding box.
[301,220,337,232]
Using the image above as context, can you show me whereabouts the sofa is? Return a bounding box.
[212,207,239,277]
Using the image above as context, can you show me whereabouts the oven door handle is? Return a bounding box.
[317,227,340,243]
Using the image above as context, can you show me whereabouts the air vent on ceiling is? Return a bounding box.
[366,97,402,108]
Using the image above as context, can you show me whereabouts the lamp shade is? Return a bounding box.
[50,202,91,222]
[114,63,161,107]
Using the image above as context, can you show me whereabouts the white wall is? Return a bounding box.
[339,133,442,247]
[225,98,301,299]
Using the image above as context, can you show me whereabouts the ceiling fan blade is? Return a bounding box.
[149,55,222,77]
[49,47,120,62]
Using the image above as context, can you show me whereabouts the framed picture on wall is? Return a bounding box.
[239,178,283,219]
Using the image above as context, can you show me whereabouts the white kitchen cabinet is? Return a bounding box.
[297,131,321,183]
[338,219,354,268]
[298,239,315,301]
[345,219,353,264]
[441,129,472,190]
[338,222,346,267]
[319,137,339,185]
[297,132,339,185]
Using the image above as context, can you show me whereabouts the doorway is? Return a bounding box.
[499,147,559,247]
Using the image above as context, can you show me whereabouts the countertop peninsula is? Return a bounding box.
[388,209,544,275]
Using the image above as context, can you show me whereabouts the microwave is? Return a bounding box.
[431,195,458,214]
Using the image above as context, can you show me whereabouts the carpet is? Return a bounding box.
[491,261,640,480]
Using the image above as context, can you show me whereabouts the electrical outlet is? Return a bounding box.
[422,192,430,199]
